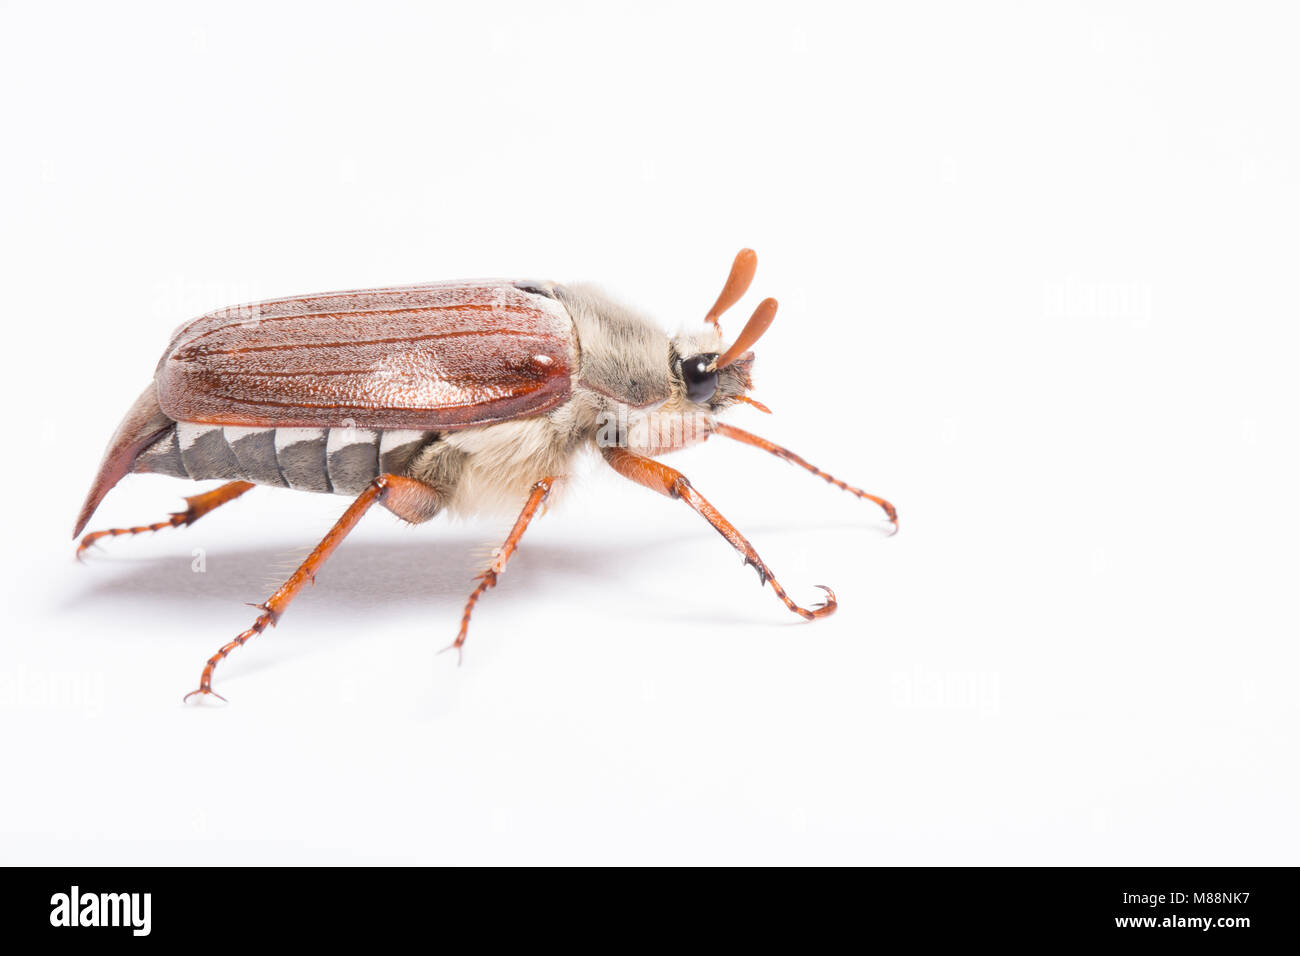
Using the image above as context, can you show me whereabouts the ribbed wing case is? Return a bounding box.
[155,280,574,430]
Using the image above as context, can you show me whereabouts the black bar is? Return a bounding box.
[3,867,1295,944]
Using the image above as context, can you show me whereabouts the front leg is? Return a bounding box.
[711,423,898,532]
[601,446,835,620]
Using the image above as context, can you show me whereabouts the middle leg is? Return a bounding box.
[449,476,556,660]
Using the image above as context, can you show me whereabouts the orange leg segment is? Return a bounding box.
[448,477,556,661]
[183,474,435,703]
[76,480,256,559]
[712,422,898,533]
[602,446,835,621]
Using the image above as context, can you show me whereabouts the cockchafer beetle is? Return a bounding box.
[74,249,897,701]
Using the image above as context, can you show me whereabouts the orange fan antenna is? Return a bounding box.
[704,248,758,328]
[714,298,778,369]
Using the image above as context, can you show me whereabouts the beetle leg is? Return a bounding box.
[601,446,836,620]
[183,474,436,703]
[76,480,256,559]
[711,422,899,533]
[446,477,556,663]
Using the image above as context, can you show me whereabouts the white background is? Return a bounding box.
[1,1,1296,865]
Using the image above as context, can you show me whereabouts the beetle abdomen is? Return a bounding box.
[133,422,435,495]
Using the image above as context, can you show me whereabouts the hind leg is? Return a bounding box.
[184,474,439,702]
[76,481,255,559]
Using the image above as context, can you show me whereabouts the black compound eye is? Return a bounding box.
[681,354,719,404]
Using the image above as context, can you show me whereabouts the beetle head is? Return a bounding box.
[672,248,775,412]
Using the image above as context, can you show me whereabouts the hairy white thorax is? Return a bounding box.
[438,418,573,517]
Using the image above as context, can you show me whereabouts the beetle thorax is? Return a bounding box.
[556,283,740,458]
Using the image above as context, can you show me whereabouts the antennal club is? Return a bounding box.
[713,298,778,370]
[704,248,758,328]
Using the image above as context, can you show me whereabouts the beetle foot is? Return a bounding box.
[808,585,837,616]
[182,683,228,704]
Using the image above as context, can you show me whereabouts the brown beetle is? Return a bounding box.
[75,250,897,701]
